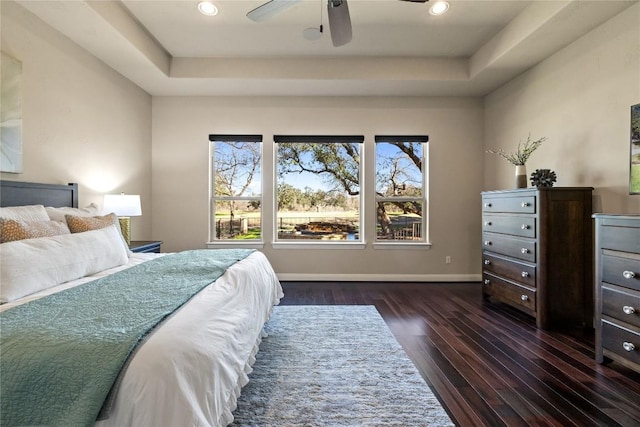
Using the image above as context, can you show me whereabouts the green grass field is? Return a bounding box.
[631,163,640,193]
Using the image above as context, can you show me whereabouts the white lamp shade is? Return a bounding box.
[103,194,142,217]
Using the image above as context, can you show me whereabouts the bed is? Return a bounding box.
[0,180,283,427]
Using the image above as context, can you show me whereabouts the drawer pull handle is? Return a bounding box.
[623,342,636,352]
[521,248,529,254]
[520,295,529,301]
[483,279,491,285]
[521,202,530,207]
[521,224,530,230]
[623,306,636,315]
[484,221,492,226]
[521,271,529,278]
[623,270,636,279]
[484,203,492,208]
[484,241,492,246]
[484,259,491,265]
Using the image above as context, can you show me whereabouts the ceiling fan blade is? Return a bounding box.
[327,0,352,47]
[398,0,429,3]
[247,0,301,22]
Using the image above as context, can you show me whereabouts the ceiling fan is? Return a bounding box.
[247,0,430,47]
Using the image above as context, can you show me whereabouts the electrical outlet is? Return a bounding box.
[445,256,451,264]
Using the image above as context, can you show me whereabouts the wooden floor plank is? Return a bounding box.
[461,311,636,426]
[443,317,581,426]
[279,282,640,426]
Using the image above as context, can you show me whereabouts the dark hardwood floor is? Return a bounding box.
[279,281,640,427]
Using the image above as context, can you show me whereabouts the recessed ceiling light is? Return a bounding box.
[429,1,449,16]
[198,1,218,16]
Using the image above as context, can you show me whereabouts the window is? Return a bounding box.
[209,134,262,242]
[375,136,428,242]
[275,135,364,242]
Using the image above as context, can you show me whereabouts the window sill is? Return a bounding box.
[206,241,265,249]
[272,241,366,250]
[372,242,432,250]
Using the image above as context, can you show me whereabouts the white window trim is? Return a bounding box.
[272,139,365,245]
[271,242,366,250]
[374,140,429,245]
[206,241,265,249]
[372,242,432,250]
[209,138,264,244]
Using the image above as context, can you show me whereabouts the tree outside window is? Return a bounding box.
[275,136,363,242]
[375,136,428,242]
[210,135,262,241]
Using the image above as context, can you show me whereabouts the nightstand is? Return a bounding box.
[129,240,163,253]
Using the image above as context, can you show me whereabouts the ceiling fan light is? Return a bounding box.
[197,1,218,16]
[327,0,352,47]
[429,1,449,16]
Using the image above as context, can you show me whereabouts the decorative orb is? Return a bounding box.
[530,169,557,188]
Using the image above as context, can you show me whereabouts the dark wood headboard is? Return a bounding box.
[0,181,78,208]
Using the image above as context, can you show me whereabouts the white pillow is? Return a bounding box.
[0,224,129,303]
[0,205,49,222]
[45,203,100,222]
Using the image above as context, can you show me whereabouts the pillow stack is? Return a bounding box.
[0,204,132,303]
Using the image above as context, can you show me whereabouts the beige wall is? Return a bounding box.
[0,1,153,240]
[484,3,640,214]
[152,96,484,280]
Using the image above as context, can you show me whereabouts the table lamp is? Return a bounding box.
[103,193,142,245]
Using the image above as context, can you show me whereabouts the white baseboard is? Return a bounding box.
[276,273,482,282]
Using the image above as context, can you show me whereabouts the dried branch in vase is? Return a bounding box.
[487,134,547,166]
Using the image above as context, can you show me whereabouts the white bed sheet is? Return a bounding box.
[1,251,283,427]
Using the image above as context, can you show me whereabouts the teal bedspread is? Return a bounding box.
[0,248,254,427]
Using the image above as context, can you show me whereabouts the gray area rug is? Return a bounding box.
[231,305,454,427]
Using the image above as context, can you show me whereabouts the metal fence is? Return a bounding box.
[215,216,260,239]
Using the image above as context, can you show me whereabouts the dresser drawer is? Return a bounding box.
[482,196,536,214]
[482,233,536,263]
[602,253,640,292]
[600,225,640,254]
[602,321,640,366]
[602,284,640,328]
[483,273,536,313]
[483,215,536,238]
[482,252,536,287]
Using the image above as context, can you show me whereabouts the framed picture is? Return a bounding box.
[630,103,640,194]
[0,52,23,173]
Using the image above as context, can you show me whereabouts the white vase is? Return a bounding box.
[515,165,527,188]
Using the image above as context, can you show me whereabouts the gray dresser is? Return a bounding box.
[594,214,640,372]
[481,188,593,330]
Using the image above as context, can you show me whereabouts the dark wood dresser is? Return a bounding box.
[481,188,593,330]
[594,214,640,372]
